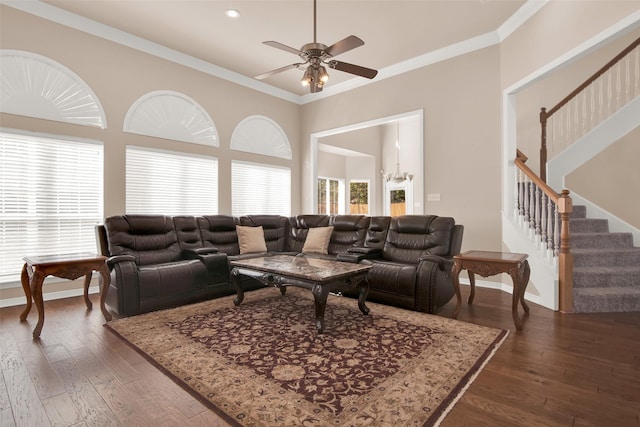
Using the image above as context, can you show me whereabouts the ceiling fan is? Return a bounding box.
[255,0,378,93]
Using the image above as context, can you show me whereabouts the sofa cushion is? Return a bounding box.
[287,215,330,252]
[239,215,289,252]
[198,215,240,255]
[328,215,370,254]
[383,215,455,263]
[105,215,181,265]
[302,226,334,254]
[237,225,267,254]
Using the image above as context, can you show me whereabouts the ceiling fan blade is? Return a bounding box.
[325,35,364,57]
[328,60,378,79]
[255,63,304,80]
[263,41,303,56]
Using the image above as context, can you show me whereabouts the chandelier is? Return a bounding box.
[381,123,414,183]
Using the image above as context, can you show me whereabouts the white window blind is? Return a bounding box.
[0,131,103,284]
[126,146,218,215]
[231,161,291,216]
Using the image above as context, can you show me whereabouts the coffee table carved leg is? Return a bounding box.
[20,264,32,321]
[467,271,476,304]
[83,273,92,310]
[312,284,330,334]
[451,261,462,319]
[356,277,370,315]
[98,264,112,321]
[30,269,46,339]
[230,268,244,306]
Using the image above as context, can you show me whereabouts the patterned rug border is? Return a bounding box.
[105,323,242,426]
[104,289,508,426]
[431,328,508,426]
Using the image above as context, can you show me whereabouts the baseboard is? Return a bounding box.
[0,286,100,308]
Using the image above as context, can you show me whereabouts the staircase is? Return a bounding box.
[571,204,640,312]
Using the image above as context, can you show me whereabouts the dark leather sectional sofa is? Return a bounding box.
[96,214,463,317]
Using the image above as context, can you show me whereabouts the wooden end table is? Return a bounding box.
[20,253,112,338]
[451,250,530,331]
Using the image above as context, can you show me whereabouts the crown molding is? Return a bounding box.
[3,0,547,106]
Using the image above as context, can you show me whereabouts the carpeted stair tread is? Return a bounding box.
[572,248,640,267]
[571,205,587,219]
[573,266,640,288]
[570,218,609,233]
[573,287,640,313]
[571,232,634,249]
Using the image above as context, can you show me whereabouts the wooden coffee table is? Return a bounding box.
[20,253,112,338]
[451,250,530,331]
[230,255,371,333]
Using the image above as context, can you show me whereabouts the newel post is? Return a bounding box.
[539,107,548,183]
[557,189,573,313]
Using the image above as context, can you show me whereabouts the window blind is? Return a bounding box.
[231,160,291,216]
[0,131,103,284]
[126,146,218,215]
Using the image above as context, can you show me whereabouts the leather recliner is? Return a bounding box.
[359,215,463,313]
[103,215,213,316]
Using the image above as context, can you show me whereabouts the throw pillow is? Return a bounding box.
[236,225,267,254]
[302,226,334,254]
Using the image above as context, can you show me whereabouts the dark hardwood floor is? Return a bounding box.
[1,287,639,426]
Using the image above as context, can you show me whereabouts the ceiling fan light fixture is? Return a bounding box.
[258,0,377,93]
[318,65,329,83]
[301,66,314,86]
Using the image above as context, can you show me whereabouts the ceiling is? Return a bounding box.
[34,0,528,98]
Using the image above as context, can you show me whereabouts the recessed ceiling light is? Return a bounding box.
[225,9,240,18]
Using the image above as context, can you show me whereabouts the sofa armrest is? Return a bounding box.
[347,247,382,255]
[182,247,219,259]
[339,247,382,263]
[419,255,453,272]
[107,255,136,268]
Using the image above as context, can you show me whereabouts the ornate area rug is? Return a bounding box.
[105,287,507,426]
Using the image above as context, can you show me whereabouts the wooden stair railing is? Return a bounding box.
[514,150,573,312]
[540,36,640,182]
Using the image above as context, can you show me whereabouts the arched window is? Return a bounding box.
[230,115,291,159]
[0,50,107,128]
[123,91,219,146]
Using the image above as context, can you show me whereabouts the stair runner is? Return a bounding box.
[571,205,640,312]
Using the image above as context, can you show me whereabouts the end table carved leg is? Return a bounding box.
[451,261,462,319]
[30,269,46,339]
[19,264,32,321]
[467,271,476,304]
[508,267,524,331]
[231,268,244,306]
[356,276,370,315]
[83,273,93,310]
[312,284,330,334]
[98,264,112,321]
[520,261,531,314]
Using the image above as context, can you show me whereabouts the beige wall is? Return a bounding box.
[515,29,640,175]
[0,5,300,301]
[566,126,640,228]
[301,45,503,253]
[0,6,302,218]
[1,1,638,302]
[500,0,640,90]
